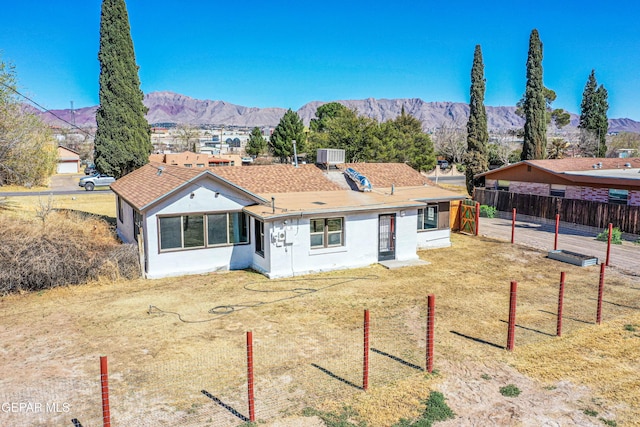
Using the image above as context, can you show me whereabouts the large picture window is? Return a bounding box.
[310,217,344,249]
[417,205,438,230]
[159,212,249,251]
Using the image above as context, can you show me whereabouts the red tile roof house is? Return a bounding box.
[111,162,465,279]
[475,158,640,206]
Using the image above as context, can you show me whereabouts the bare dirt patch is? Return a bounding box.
[1,234,639,426]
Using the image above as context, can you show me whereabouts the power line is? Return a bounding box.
[0,81,95,139]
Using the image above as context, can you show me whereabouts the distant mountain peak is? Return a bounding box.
[32,92,640,134]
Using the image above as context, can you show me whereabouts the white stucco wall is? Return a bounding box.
[417,228,451,249]
[119,177,450,279]
[116,197,136,244]
[143,179,256,279]
[260,210,420,279]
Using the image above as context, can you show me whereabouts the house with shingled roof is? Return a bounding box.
[110,162,466,279]
[475,158,640,206]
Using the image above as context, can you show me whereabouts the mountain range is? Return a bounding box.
[36,91,640,134]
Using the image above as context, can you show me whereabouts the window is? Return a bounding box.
[184,163,193,168]
[550,184,566,198]
[255,219,264,256]
[310,218,343,248]
[609,189,628,205]
[497,180,510,191]
[417,205,438,230]
[117,196,124,223]
[228,212,248,244]
[159,212,249,251]
[133,211,142,240]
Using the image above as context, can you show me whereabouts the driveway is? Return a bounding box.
[477,215,640,275]
[0,173,111,196]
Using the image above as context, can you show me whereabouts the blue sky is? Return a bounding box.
[2,0,640,120]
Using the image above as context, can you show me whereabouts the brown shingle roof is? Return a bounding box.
[111,163,203,210]
[111,162,453,212]
[211,164,345,193]
[341,163,430,187]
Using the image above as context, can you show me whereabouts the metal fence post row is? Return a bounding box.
[506,281,518,351]
[100,356,110,427]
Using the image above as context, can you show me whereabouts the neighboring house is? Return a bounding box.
[56,146,81,174]
[111,162,465,279]
[476,158,640,206]
[149,151,241,167]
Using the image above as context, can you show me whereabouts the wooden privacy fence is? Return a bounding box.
[474,189,640,235]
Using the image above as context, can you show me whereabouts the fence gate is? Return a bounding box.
[459,200,477,235]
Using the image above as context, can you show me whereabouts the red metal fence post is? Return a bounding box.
[246,331,256,422]
[606,223,613,266]
[426,294,435,373]
[557,272,566,337]
[363,309,370,391]
[506,281,518,351]
[474,202,480,236]
[100,356,111,427]
[554,214,560,250]
[511,208,516,244]
[597,264,606,325]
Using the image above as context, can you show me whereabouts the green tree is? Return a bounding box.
[608,132,640,157]
[521,29,547,160]
[245,127,267,157]
[94,0,151,178]
[269,109,306,163]
[310,102,349,132]
[464,44,489,195]
[579,70,609,157]
[547,137,571,159]
[384,107,435,172]
[0,57,57,186]
[516,87,570,129]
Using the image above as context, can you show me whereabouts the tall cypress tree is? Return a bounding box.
[579,70,609,157]
[464,44,489,195]
[521,29,547,160]
[94,0,151,178]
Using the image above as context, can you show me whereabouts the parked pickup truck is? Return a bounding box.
[78,173,116,191]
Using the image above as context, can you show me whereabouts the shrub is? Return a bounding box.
[479,205,497,218]
[455,163,466,173]
[499,384,521,397]
[0,211,139,294]
[393,391,455,426]
[596,227,622,244]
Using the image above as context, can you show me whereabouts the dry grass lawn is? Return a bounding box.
[1,196,639,426]
[3,192,117,219]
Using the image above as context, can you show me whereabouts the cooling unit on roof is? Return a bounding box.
[344,167,372,192]
[316,149,345,166]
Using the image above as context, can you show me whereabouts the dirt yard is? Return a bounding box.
[1,233,639,426]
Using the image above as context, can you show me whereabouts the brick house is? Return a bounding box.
[475,158,640,206]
